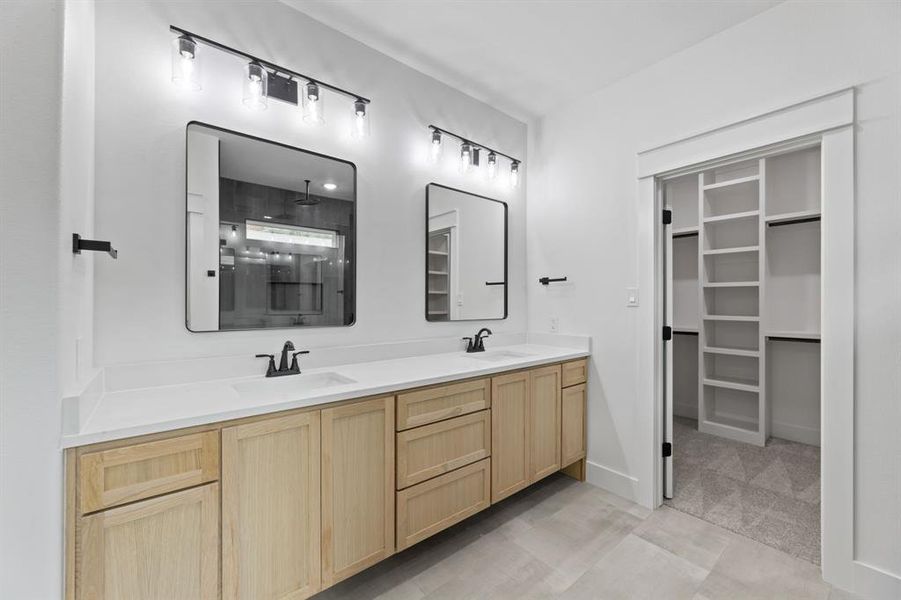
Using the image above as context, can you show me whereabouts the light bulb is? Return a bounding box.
[460,142,473,173]
[487,152,498,179]
[510,161,520,188]
[351,99,370,138]
[303,81,325,126]
[323,183,337,191]
[171,36,200,90]
[430,130,442,163]
[231,225,237,238]
[242,62,267,111]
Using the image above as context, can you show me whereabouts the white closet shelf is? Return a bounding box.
[703,346,759,358]
[427,290,448,295]
[704,376,759,393]
[764,208,821,225]
[703,281,759,288]
[703,315,760,322]
[703,210,760,224]
[672,225,699,236]
[427,310,448,315]
[428,250,449,256]
[702,174,760,191]
[766,330,821,340]
[703,245,759,256]
[427,270,448,276]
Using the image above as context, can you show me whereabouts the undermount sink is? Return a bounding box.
[233,371,356,401]
[466,350,533,362]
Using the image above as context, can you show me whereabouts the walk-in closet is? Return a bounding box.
[664,145,822,564]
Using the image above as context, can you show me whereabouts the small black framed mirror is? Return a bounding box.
[185,122,356,331]
[425,183,507,321]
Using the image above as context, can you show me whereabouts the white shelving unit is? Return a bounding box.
[427,231,451,321]
[667,144,822,447]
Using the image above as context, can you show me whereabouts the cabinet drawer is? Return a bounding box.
[80,431,219,514]
[396,378,490,430]
[396,458,490,550]
[561,359,588,387]
[396,410,490,489]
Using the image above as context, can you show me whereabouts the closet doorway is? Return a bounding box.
[661,145,823,564]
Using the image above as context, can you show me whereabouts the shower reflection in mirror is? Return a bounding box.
[186,122,356,331]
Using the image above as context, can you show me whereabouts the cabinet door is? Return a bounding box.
[561,383,587,466]
[491,371,530,503]
[321,397,395,587]
[530,365,561,482]
[222,412,321,600]
[78,484,219,600]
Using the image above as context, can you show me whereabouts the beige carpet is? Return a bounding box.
[665,417,821,564]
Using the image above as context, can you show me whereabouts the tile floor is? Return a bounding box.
[313,472,855,600]
[666,417,821,564]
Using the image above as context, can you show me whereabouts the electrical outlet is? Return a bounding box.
[550,316,559,333]
[627,287,639,307]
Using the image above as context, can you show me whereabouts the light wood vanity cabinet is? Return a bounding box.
[78,484,220,600]
[562,383,588,466]
[490,371,532,502]
[529,365,562,482]
[321,396,395,587]
[67,357,588,600]
[221,412,321,600]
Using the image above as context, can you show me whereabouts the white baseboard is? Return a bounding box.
[673,402,698,420]
[771,420,820,447]
[853,560,901,600]
[586,460,640,504]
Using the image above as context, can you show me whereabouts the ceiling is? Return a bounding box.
[284,0,780,121]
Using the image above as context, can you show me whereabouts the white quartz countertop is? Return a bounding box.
[62,344,589,448]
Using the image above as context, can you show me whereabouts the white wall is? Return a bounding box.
[91,0,526,368]
[0,1,65,597]
[527,0,900,584]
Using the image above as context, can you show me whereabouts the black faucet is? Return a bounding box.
[463,328,493,353]
[255,341,309,377]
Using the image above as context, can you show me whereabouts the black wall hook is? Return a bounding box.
[539,276,567,285]
[72,233,117,259]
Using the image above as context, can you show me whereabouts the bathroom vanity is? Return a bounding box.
[63,348,588,600]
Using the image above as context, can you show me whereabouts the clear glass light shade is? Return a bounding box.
[302,82,326,126]
[171,36,200,91]
[429,130,442,163]
[242,63,268,111]
[487,152,498,179]
[460,143,473,173]
[351,100,370,138]
[510,161,520,188]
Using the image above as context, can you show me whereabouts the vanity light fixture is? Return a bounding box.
[171,35,200,90]
[303,81,325,126]
[460,142,473,173]
[428,125,522,188]
[429,130,443,163]
[352,99,370,138]
[169,26,371,135]
[231,225,238,238]
[243,62,268,110]
[510,161,520,188]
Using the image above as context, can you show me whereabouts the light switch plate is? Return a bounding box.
[627,287,639,307]
[550,316,559,333]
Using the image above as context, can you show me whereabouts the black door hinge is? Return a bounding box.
[662,442,672,457]
[663,326,672,341]
[662,209,673,225]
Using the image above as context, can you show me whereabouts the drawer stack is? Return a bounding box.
[395,378,492,550]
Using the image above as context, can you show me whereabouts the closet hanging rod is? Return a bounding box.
[673,231,699,239]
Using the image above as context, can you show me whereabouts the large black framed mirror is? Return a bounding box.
[185,122,356,331]
[425,183,507,321]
